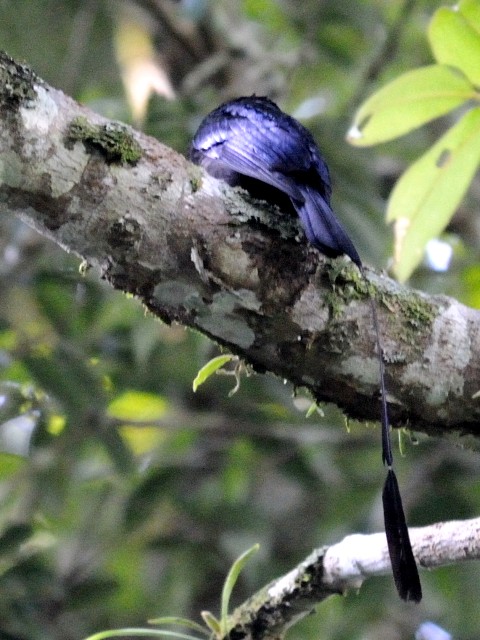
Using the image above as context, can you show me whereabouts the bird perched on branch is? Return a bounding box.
[190,95,422,603]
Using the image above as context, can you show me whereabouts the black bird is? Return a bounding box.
[190,96,361,265]
[190,96,422,603]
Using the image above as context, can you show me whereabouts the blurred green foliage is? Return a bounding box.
[349,1,480,281]
[0,1,479,640]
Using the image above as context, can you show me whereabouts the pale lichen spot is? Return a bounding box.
[19,85,58,135]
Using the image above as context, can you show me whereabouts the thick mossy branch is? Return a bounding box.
[1,50,480,437]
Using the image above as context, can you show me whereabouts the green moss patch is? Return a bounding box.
[66,116,142,165]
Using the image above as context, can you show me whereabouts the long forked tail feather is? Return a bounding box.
[364,269,422,602]
[295,181,421,601]
[383,469,422,602]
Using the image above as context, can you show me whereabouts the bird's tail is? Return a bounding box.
[296,181,422,602]
[294,185,362,267]
[368,281,422,603]
[383,468,422,602]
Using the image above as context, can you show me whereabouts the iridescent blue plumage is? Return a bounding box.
[190,96,361,266]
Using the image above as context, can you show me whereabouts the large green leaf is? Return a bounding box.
[347,65,475,146]
[458,0,480,29]
[429,5,480,87]
[387,107,480,282]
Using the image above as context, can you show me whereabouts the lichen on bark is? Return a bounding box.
[65,115,142,165]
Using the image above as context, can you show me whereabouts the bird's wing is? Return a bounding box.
[192,105,359,263]
[192,110,308,202]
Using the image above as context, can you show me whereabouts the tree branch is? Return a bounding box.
[1,51,480,437]
[225,517,480,640]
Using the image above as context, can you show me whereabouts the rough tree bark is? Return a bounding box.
[2,51,480,638]
[224,517,480,640]
[1,52,479,439]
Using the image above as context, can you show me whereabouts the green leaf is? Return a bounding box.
[200,611,222,637]
[458,0,480,29]
[220,544,260,635]
[83,628,203,640]
[147,617,209,637]
[305,402,324,418]
[387,107,480,281]
[108,391,168,422]
[462,264,480,308]
[347,65,475,146]
[429,6,480,86]
[0,453,26,479]
[119,425,166,455]
[192,355,236,392]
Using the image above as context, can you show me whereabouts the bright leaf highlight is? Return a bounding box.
[347,65,475,146]
[387,108,480,282]
[347,0,480,281]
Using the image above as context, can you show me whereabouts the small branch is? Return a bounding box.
[1,52,480,437]
[227,517,480,640]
